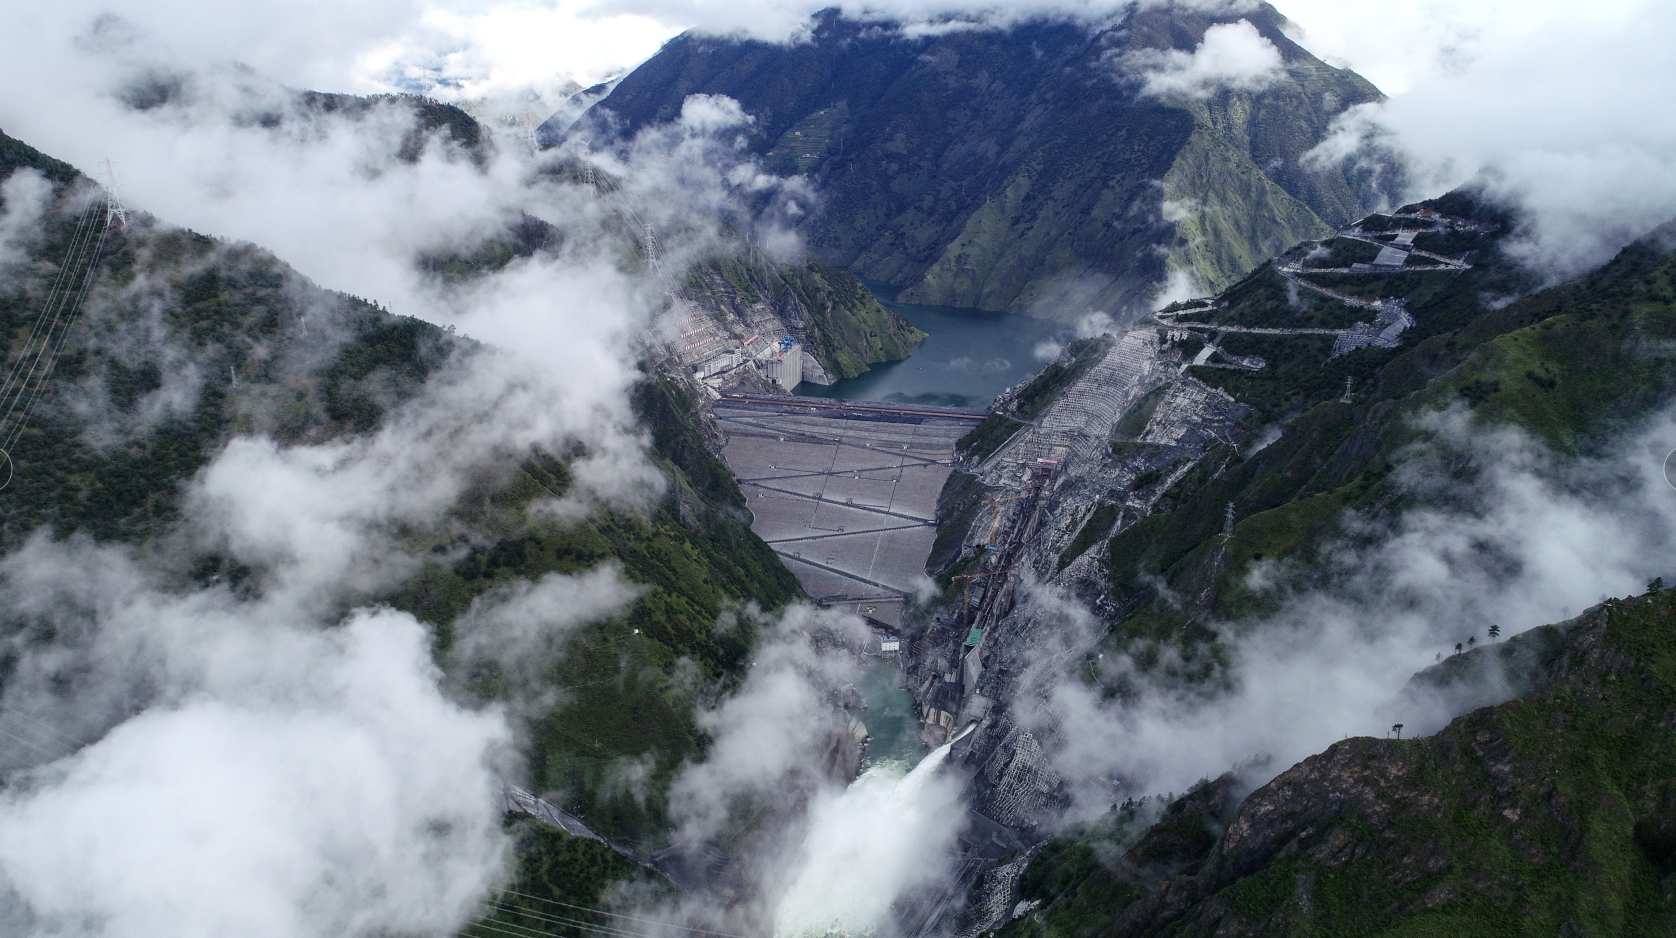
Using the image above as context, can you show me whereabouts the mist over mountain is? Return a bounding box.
[0,3,1674,938]
[559,3,1391,322]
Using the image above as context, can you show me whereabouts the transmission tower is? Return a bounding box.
[641,222,658,268]
[1339,376,1353,404]
[1223,501,1235,537]
[102,158,129,230]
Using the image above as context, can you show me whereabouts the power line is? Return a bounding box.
[0,194,100,411]
[478,901,689,938]
[0,704,89,749]
[9,205,114,450]
[0,722,66,762]
[477,904,649,938]
[467,912,655,938]
[487,898,672,938]
[494,891,753,938]
[0,716,72,755]
[0,185,116,476]
[466,919,568,938]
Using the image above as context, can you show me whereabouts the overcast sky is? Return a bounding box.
[1,0,1650,103]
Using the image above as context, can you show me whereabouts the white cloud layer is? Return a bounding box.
[1121,19,1282,98]
[0,537,511,938]
[1281,0,1676,279]
[6,0,1673,287]
[0,14,802,937]
[1,0,1674,931]
[658,604,965,938]
[1014,407,1676,820]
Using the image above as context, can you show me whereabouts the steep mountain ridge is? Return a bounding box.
[888,190,1676,936]
[561,4,1386,320]
[678,248,926,384]
[0,130,797,865]
[1007,589,1676,936]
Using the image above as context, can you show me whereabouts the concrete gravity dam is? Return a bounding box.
[712,394,985,629]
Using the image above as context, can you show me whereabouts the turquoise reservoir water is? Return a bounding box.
[854,656,923,769]
[794,280,1069,409]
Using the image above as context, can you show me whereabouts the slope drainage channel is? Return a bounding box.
[714,394,983,629]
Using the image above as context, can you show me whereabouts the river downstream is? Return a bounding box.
[855,657,922,769]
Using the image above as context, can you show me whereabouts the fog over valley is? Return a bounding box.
[0,2,1674,937]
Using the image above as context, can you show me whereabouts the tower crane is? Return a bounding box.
[950,569,1006,632]
[981,493,1031,548]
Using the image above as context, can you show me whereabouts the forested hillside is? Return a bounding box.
[1105,192,1676,659]
[561,3,1387,319]
[1008,587,1676,937]
[0,130,798,900]
[682,248,926,381]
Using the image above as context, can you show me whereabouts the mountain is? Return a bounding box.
[927,187,1676,675]
[680,248,926,384]
[895,188,1676,934]
[1006,588,1676,936]
[0,130,797,895]
[557,4,1387,321]
[1099,195,1674,643]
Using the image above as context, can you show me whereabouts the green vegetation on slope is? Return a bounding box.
[1057,502,1119,572]
[576,4,1385,318]
[0,132,801,861]
[682,250,925,381]
[1106,190,1676,685]
[957,414,1028,462]
[395,375,801,843]
[1009,589,1676,937]
[781,259,926,379]
[415,213,561,283]
[475,821,671,938]
[1014,337,1115,421]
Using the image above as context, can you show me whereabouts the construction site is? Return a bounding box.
[670,207,1487,938]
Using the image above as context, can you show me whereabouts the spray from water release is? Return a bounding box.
[770,740,964,938]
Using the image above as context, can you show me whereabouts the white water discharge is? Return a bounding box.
[771,740,964,938]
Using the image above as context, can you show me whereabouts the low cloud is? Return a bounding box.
[1120,19,1283,98]
[449,564,644,704]
[0,170,54,273]
[1292,0,1676,284]
[1009,406,1676,820]
[0,15,805,937]
[666,604,867,845]
[0,536,512,938]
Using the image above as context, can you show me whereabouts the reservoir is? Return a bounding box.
[795,281,1068,409]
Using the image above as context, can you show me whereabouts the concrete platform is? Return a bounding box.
[714,396,981,628]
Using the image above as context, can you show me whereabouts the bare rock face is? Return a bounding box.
[1010,591,1676,937]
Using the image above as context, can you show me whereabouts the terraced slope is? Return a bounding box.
[1106,192,1674,645]
[907,191,1676,936]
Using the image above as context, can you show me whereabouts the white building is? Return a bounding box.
[756,336,803,391]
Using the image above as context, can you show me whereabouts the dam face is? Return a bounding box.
[712,394,984,628]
